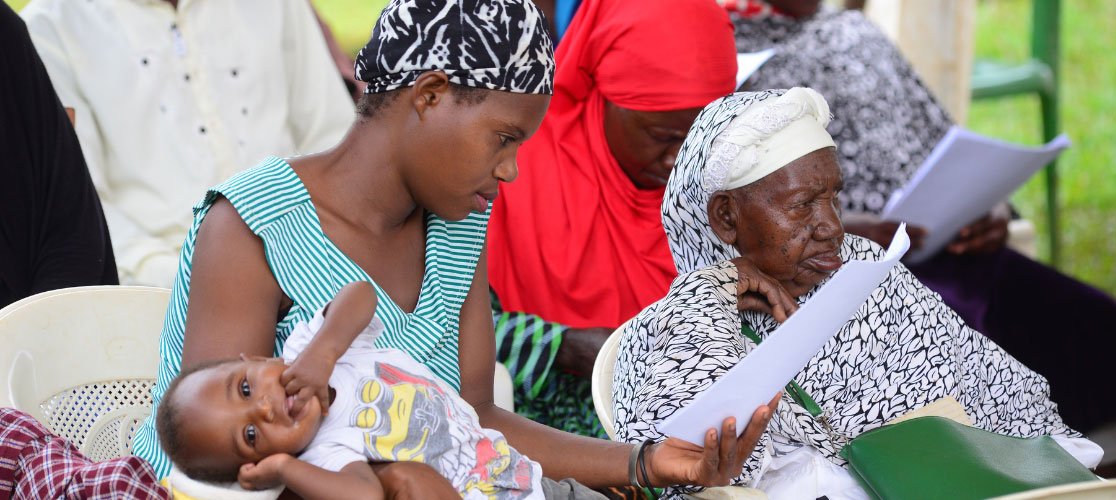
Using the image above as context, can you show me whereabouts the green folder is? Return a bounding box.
[840,416,1098,500]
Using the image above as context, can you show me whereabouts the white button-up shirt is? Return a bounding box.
[21,0,355,286]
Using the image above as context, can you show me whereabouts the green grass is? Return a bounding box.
[8,0,1114,295]
[311,0,387,57]
[969,0,1116,295]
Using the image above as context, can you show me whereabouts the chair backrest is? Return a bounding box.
[493,362,515,412]
[591,319,630,440]
[0,286,170,461]
[990,479,1116,500]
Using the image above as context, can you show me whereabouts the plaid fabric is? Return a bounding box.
[0,408,169,500]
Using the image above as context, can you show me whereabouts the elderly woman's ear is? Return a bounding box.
[707,190,741,246]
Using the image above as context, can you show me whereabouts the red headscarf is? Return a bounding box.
[487,0,737,329]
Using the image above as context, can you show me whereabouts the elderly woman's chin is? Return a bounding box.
[788,262,842,297]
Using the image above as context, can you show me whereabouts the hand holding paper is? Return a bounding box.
[881,126,1069,263]
[658,225,911,445]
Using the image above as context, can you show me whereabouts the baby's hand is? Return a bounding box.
[281,350,334,416]
[238,453,292,490]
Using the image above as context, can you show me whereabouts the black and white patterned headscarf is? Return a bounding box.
[355,0,555,95]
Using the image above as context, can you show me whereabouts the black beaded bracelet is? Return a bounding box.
[637,439,654,491]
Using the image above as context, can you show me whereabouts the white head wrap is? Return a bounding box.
[664,89,836,273]
[702,87,834,194]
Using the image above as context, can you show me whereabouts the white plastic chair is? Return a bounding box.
[591,320,767,500]
[591,320,628,440]
[0,285,170,461]
[493,362,515,412]
[990,479,1116,499]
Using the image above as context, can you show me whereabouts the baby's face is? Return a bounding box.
[174,358,323,473]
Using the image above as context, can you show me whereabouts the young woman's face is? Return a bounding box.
[408,90,550,221]
[728,147,845,297]
[603,102,702,190]
[175,359,323,474]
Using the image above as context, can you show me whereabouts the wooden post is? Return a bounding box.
[863,0,976,124]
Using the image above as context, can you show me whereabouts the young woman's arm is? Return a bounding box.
[459,246,774,488]
[181,198,287,369]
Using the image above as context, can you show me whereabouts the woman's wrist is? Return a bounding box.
[643,441,665,488]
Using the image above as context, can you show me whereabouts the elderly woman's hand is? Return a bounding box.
[730,258,799,322]
[947,202,1010,255]
[643,393,780,488]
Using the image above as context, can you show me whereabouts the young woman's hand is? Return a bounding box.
[239,453,293,490]
[644,394,779,488]
[371,461,460,499]
[281,350,334,416]
[729,258,799,322]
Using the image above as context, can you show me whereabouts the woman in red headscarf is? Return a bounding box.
[487,0,737,436]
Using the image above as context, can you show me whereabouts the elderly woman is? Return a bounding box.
[612,89,1102,499]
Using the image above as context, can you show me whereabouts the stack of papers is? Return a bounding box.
[658,225,911,445]
[881,126,1070,263]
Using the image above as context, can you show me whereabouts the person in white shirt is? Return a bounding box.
[20,0,355,287]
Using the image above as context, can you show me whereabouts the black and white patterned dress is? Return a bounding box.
[612,237,1077,497]
[611,93,1084,498]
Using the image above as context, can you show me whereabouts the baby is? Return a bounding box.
[156,282,544,499]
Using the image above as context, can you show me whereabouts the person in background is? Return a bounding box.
[20,0,354,287]
[486,0,738,437]
[313,6,367,101]
[728,0,1116,433]
[0,408,168,499]
[0,3,117,309]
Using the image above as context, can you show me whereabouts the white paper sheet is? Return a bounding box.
[881,125,1070,263]
[736,49,776,89]
[657,225,911,446]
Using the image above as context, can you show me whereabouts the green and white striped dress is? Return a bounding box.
[132,157,489,477]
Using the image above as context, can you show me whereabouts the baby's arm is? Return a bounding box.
[282,281,378,414]
[239,454,383,500]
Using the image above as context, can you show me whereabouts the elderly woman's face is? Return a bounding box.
[603,101,702,190]
[727,147,844,297]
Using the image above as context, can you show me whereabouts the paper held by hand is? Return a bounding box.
[881,125,1070,263]
[658,225,911,445]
